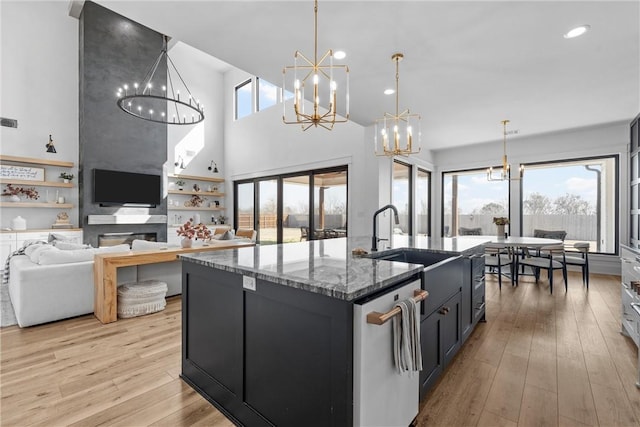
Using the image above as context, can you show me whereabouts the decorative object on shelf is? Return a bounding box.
[185,194,206,207]
[2,184,39,200]
[45,134,57,153]
[282,0,349,131]
[57,195,65,204]
[493,216,509,239]
[487,119,523,181]
[214,200,220,207]
[11,215,27,230]
[59,172,74,183]
[218,215,227,225]
[116,35,204,125]
[193,183,200,192]
[175,179,186,190]
[208,161,219,173]
[374,53,421,157]
[193,213,201,225]
[52,211,73,229]
[0,164,45,182]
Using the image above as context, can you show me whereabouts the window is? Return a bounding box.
[257,78,279,112]
[235,166,348,245]
[521,156,618,254]
[442,169,509,237]
[392,161,412,235]
[234,79,252,120]
[416,168,431,236]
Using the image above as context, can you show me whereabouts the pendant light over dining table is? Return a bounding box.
[487,119,522,181]
[282,0,350,130]
[374,53,421,157]
[116,35,204,125]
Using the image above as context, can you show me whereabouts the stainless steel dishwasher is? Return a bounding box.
[353,278,425,426]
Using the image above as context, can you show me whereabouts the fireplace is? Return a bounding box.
[98,232,157,247]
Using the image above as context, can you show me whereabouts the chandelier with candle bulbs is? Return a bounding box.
[374,53,421,156]
[116,36,204,125]
[282,0,349,130]
[487,119,522,181]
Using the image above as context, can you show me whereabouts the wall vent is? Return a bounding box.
[0,117,18,128]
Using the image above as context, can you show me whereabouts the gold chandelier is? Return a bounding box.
[487,119,522,181]
[374,53,421,157]
[282,0,349,131]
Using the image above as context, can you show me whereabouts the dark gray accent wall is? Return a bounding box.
[79,1,167,247]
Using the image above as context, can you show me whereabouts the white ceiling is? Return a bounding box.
[95,0,639,150]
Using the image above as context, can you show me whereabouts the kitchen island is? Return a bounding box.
[179,236,489,426]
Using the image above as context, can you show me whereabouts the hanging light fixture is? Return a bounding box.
[374,53,421,157]
[282,0,349,130]
[116,35,204,125]
[487,119,523,181]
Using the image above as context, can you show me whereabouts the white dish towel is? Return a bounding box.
[392,298,422,373]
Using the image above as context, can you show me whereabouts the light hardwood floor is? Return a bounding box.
[1,271,638,426]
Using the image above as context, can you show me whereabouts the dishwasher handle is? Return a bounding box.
[366,289,429,325]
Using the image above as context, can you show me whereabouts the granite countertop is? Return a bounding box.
[180,236,489,302]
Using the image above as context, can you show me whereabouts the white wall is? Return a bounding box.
[165,42,226,225]
[433,121,629,274]
[224,68,376,237]
[0,1,79,229]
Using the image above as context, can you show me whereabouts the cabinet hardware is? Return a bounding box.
[366,289,428,325]
[439,306,450,315]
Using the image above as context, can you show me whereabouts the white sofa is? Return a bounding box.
[8,240,182,327]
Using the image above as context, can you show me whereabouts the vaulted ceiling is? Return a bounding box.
[95,1,639,150]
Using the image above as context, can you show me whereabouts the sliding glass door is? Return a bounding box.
[234,166,348,245]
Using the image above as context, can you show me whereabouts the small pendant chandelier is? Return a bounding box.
[116,35,204,125]
[282,0,349,131]
[374,53,421,157]
[487,119,522,181]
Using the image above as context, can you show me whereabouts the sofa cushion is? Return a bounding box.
[27,244,55,264]
[38,244,130,265]
[219,230,236,240]
[54,241,91,250]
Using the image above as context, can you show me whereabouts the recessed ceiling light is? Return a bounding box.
[334,50,346,59]
[564,24,590,39]
[384,89,395,95]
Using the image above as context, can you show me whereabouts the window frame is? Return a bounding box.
[441,167,512,237]
[519,154,620,255]
[392,160,413,235]
[234,78,253,120]
[416,167,432,236]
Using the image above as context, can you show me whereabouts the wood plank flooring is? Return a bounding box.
[1,271,638,426]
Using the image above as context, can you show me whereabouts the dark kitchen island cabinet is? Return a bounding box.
[180,236,487,426]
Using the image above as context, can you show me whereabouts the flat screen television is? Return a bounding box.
[93,169,161,207]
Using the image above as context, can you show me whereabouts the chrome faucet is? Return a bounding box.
[372,204,400,251]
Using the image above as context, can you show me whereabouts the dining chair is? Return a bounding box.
[459,227,483,236]
[213,227,228,236]
[533,229,567,241]
[235,228,257,241]
[558,242,590,289]
[516,244,567,294]
[484,243,514,290]
[300,226,309,241]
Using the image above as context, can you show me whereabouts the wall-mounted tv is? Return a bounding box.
[93,169,161,207]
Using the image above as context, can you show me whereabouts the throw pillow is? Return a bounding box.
[131,239,176,251]
[28,244,56,264]
[219,230,235,240]
[48,233,74,244]
[94,244,131,254]
[38,247,96,265]
[54,241,91,250]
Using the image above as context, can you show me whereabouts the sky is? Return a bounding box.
[441,160,607,214]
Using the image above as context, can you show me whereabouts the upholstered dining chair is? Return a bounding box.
[235,228,257,242]
[484,243,514,290]
[533,229,567,241]
[558,242,590,288]
[516,244,567,294]
[459,227,483,236]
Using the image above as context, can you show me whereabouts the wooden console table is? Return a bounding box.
[93,241,254,324]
